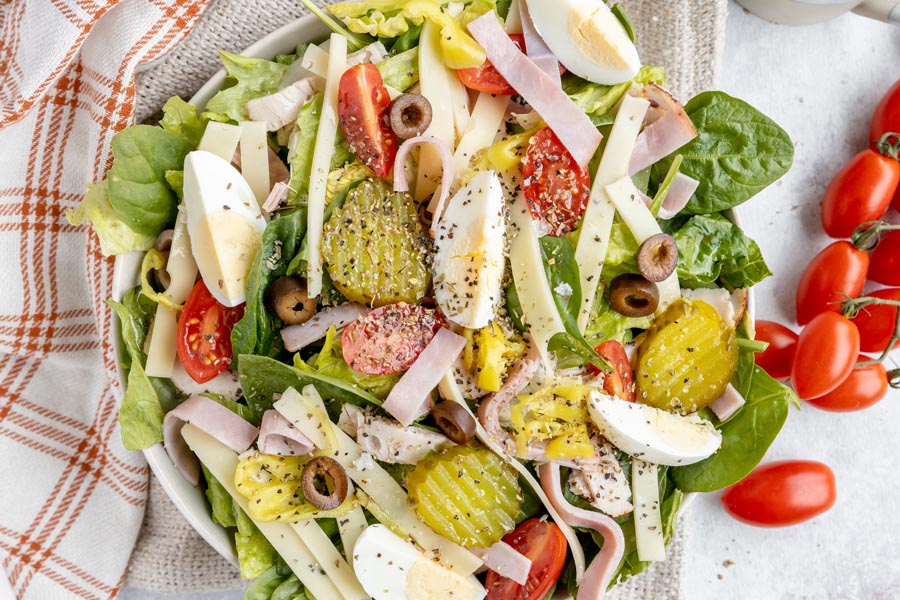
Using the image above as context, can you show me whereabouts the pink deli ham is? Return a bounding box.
[262,181,290,213]
[470,541,532,586]
[710,384,746,422]
[257,409,315,456]
[539,463,624,600]
[393,135,454,236]
[657,172,699,219]
[467,11,601,168]
[280,303,368,352]
[163,395,259,486]
[628,106,698,175]
[517,0,561,86]
[382,328,466,427]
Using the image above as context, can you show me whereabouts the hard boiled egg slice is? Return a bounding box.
[433,171,506,329]
[353,525,486,600]
[588,391,722,466]
[183,150,266,307]
[525,0,640,85]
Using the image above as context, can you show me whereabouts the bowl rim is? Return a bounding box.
[112,11,755,578]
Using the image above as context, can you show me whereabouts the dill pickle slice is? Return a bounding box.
[634,298,737,414]
[406,445,521,548]
[322,178,431,307]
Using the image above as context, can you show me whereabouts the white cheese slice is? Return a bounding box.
[632,459,666,562]
[415,21,457,201]
[574,95,649,332]
[289,520,367,600]
[274,386,336,452]
[437,374,587,582]
[273,392,483,575]
[302,43,400,98]
[198,122,243,162]
[505,0,523,33]
[451,93,509,188]
[180,424,344,600]
[447,63,471,141]
[337,502,369,565]
[306,34,347,298]
[238,121,270,207]
[604,176,681,313]
[508,194,565,361]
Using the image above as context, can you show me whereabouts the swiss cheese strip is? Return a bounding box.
[632,459,665,562]
[451,92,509,187]
[289,520,367,600]
[180,424,344,599]
[574,95,650,332]
[508,194,565,361]
[198,122,243,162]
[274,394,483,575]
[306,34,347,298]
[415,21,456,201]
[437,374,587,581]
[604,176,681,313]
[302,44,400,98]
[238,121,270,207]
[337,502,368,564]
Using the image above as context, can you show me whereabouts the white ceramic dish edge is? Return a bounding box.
[110,11,752,578]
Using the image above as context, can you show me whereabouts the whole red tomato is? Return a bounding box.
[790,312,860,400]
[870,79,900,210]
[721,461,836,527]
[177,280,245,383]
[588,340,635,401]
[485,519,567,600]
[795,241,869,325]
[850,288,900,352]
[820,149,900,238]
[869,229,900,286]
[805,356,888,412]
[521,127,592,236]
[337,64,396,177]
[753,320,798,381]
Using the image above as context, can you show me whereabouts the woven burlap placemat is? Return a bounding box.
[126,0,728,595]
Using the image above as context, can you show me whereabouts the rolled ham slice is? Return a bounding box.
[467,11,601,168]
[382,328,466,427]
[539,463,624,600]
[628,107,697,175]
[262,181,290,213]
[258,409,315,456]
[657,172,699,220]
[163,395,260,485]
[393,135,454,236]
[710,384,746,422]
[470,541,532,586]
[280,303,368,352]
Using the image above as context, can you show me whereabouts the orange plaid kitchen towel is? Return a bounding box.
[0,0,210,597]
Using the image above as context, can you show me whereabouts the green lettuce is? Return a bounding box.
[204,51,288,123]
[300,326,399,400]
[674,213,772,289]
[376,47,419,91]
[235,505,278,579]
[66,181,155,256]
[159,96,206,148]
[564,65,666,124]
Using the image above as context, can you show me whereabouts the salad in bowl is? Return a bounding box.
[70,0,800,598]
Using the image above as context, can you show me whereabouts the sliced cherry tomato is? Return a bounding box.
[805,355,888,412]
[485,518,567,600]
[521,127,592,236]
[337,64,396,177]
[820,149,900,238]
[850,288,900,352]
[456,34,565,95]
[721,461,836,527]
[795,241,869,325]
[790,312,860,400]
[587,340,635,401]
[176,279,245,384]
[753,320,798,381]
[341,303,446,375]
[869,229,900,286]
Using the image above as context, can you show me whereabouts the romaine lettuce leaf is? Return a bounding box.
[159,96,206,148]
[235,505,278,579]
[303,326,399,401]
[204,51,289,123]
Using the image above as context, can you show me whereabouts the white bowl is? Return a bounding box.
[112,12,752,580]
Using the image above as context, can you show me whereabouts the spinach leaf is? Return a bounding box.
[584,295,652,346]
[231,208,307,364]
[159,96,206,148]
[652,91,794,215]
[238,354,380,423]
[539,236,609,371]
[672,366,796,492]
[107,125,192,236]
[204,51,288,123]
[673,214,772,289]
[504,279,526,333]
[66,181,155,257]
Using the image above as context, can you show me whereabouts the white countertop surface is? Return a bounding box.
[122,3,900,599]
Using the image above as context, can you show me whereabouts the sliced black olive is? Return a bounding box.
[609,274,660,318]
[266,276,317,325]
[301,456,349,510]
[636,233,678,282]
[389,93,433,139]
[430,401,476,445]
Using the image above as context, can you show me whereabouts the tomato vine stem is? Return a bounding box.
[842,296,900,367]
[851,220,900,251]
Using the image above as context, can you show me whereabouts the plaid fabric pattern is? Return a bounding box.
[0,1,209,597]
